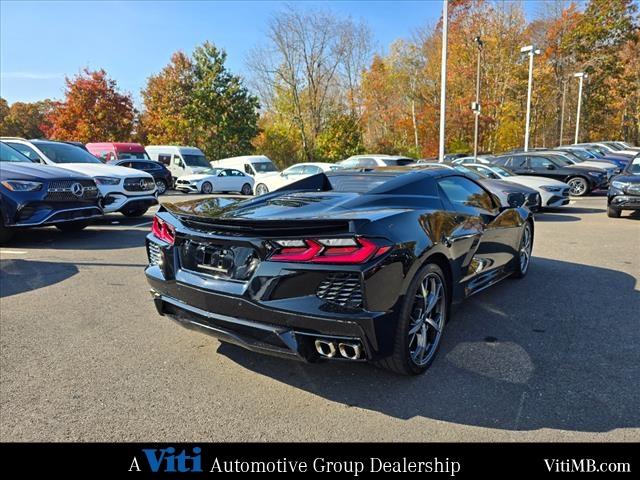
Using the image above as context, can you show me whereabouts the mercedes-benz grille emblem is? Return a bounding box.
[71,182,84,197]
[139,178,147,189]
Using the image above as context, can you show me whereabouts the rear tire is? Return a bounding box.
[55,220,90,232]
[375,262,448,375]
[121,208,148,218]
[567,177,589,197]
[201,182,213,194]
[607,206,621,218]
[241,183,253,195]
[155,179,168,195]
[255,183,269,196]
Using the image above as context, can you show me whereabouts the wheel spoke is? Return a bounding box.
[424,313,441,333]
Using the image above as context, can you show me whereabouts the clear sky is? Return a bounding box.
[1,0,548,106]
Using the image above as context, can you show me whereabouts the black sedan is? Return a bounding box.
[108,159,173,194]
[607,155,640,218]
[0,142,102,244]
[145,167,534,375]
[492,152,607,196]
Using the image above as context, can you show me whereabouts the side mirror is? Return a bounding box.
[506,192,526,208]
[281,172,287,177]
[545,164,555,170]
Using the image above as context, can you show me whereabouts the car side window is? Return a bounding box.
[506,156,525,168]
[475,165,499,179]
[158,154,171,165]
[340,158,359,168]
[244,164,254,175]
[528,156,554,169]
[358,158,377,167]
[230,170,244,176]
[7,143,42,162]
[303,165,322,174]
[173,155,182,166]
[438,176,496,212]
[218,170,229,177]
[285,165,305,175]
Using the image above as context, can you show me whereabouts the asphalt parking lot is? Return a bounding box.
[1,192,638,442]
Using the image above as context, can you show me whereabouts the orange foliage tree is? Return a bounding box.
[42,69,135,142]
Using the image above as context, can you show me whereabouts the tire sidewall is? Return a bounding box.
[396,262,448,375]
[201,182,213,194]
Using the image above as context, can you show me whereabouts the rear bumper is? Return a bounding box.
[146,264,397,362]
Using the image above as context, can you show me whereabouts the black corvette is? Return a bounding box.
[145,167,534,375]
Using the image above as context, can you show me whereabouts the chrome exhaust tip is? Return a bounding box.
[315,339,337,358]
[338,342,362,360]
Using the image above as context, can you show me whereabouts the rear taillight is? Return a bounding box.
[152,216,175,244]
[270,238,390,264]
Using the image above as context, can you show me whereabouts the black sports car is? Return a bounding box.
[607,155,640,218]
[145,167,534,375]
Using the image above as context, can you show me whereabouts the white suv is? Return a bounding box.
[2,138,158,216]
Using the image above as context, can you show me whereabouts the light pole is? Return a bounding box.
[521,45,541,152]
[559,79,567,146]
[472,36,483,161]
[574,72,587,144]
[438,0,449,162]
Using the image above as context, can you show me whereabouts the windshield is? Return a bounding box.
[382,158,414,166]
[118,151,150,160]
[603,142,622,151]
[453,165,485,180]
[627,158,640,175]
[36,142,102,164]
[0,143,32,162]
[491,165,515,177]
[252,161,278,173]
[181,154,210,167]
[199,168,221,175]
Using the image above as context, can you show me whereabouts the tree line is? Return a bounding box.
[1,0,637,168]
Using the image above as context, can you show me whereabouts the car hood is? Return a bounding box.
[164,190,417,223]
[0,162,94,181]
[481,179,537,195]
[611,174,640,184]
[52,163,153,179]
[502,175,568,188]
[177,173,211,182]
[577,160,616,170]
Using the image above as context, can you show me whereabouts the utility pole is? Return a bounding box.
[472,36,483,161]
[574,72,586,144]
[559,79,567,146]
[438,0,448,162]
[521,45,540,152]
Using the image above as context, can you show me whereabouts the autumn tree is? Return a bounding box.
[41,69,135,142]
[140,42,259,160]
[248,5,372,163]
[0,98,54,138]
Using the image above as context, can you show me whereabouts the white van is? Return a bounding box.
[210,155,280,195]
[146,145,211,181]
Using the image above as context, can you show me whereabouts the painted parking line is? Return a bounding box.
[0,249,28,255]
[130,220,153,228]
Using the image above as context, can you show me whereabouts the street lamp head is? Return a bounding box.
[574,72,587,78]
[520,45,533,53]
[474,36,483,47]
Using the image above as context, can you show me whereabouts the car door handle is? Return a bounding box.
[443,233,480,247]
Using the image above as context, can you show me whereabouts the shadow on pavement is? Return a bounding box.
[218,257,640,433]
[3,226,149,250]
[534,213,580,222]
[0,259,78,298]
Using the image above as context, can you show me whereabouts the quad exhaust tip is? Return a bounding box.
[338,342,362,360]
[315,339,337,358]
[314,339,362,360]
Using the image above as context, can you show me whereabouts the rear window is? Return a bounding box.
[118,151,150,160]
[381,158,414,166]
[327,174,398,193]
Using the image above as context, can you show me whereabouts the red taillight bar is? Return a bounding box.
[270,237,390,264]
[152,216,176,244]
